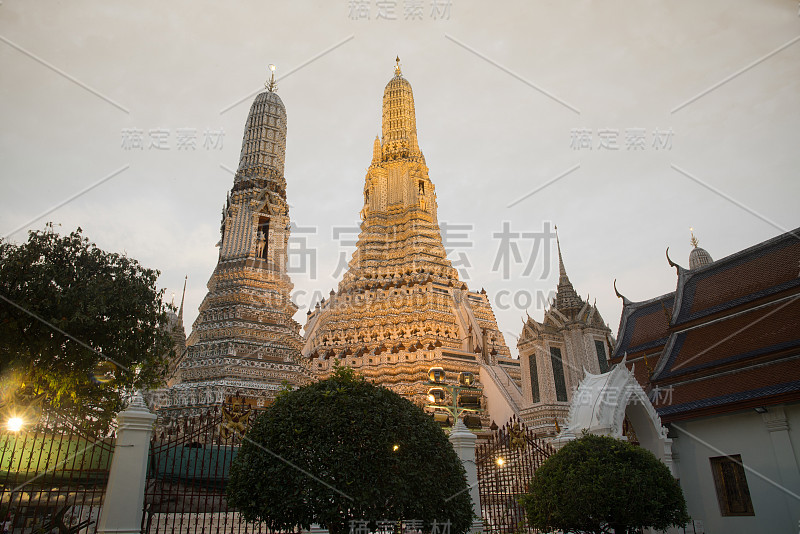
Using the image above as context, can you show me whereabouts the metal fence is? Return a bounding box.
[476,416,554,534]
[0,408,115,533]
[142,403,279,534]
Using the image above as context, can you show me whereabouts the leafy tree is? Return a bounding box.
[520,434,689,534]
[227,366,474,534]
[0,225,174,429]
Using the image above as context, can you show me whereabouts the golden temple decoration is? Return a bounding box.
[219,403,253,439]
[509,421,527,451]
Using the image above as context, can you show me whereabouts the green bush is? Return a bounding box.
[227,366,473,534]
[520,434,689,534]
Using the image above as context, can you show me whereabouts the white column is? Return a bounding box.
[449,419,484,534]
[97,392,157,534]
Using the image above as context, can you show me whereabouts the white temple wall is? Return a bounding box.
[670,404,800,534]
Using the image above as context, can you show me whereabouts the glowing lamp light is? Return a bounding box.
[7,417,23,432]
[427,387,445,404]
[428,367,445,383]
[495,456,506,467]
[458,371,475,386]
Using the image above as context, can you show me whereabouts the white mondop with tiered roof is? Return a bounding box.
[517,229,615,435]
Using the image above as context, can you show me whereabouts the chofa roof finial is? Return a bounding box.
[666,247,683,274]
[613,279,626,301]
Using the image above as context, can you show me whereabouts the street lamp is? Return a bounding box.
[459,371,475,386]
[1,385,45,432]
[425,368,483,429]
[427,387,445,403]
[428,367,446,383]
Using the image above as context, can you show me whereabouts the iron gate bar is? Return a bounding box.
[0,406,116,533]
[143,404,287,534]
[475,415,555,534]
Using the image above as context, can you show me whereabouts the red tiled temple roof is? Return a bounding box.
[672,232,800,326]
[654,357,800,422]
[613,226,800,420]
[655,296,800,381]
[612,293,674,361]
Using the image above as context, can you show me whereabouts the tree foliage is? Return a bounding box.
[227,366,474,534]
[0,226,174,428]
[519,434,689,534]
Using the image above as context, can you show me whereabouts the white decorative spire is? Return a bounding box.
[554,225,583,312]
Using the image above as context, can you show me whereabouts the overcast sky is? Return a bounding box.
[2,1,798,356]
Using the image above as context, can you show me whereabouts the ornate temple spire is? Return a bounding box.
[302,61,512,415]
[554,226,584,313]
[235,67,287,182]
[337,59,455,288]
[220,64,291,262]
[372,135,382,165]
[165,66,305,413]
[381,58,421,161]
[556,225,568,281]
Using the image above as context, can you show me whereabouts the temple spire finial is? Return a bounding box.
[178,275,187,322]
[555,224,567,279]
[688,227,714,269]
[553,225,583,312]
[395,56,402,76]
[265,64,277,92]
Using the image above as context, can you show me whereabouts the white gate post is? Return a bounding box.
[449,419,484,534]
[97,392,156,534]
